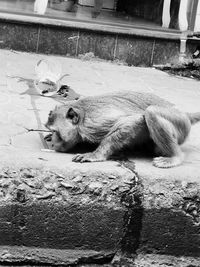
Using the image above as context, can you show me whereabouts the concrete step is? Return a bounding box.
[0,161,200,266]
[0,162,137,264]
[1,247,200,266]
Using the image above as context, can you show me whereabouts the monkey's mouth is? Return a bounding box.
[44,126,62,138]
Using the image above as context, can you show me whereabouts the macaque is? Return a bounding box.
[45,91,200,168]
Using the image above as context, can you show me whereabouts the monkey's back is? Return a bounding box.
[69,91,173,143]
[75,91,173,116]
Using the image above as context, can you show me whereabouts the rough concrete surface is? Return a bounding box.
[0,49,200,266]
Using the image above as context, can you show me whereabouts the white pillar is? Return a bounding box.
[34,0,48,15]
[162,0,171,28]
[194,0,200,32]
[179,37,187,62]
[178,0,189,31]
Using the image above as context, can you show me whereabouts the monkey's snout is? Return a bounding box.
[44,122,50,129]
[45,122,58,134]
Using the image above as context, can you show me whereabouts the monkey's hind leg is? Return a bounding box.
[145,106,191,168]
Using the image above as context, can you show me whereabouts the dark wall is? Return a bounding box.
[116,0,181,29]
[0,20,181,66]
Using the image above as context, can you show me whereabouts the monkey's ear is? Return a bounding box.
[66,107,79,124]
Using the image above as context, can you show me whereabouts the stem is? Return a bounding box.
[27,129,51,133]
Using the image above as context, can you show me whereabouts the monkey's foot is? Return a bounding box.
[153,155,183,168]
[72,152,106,163]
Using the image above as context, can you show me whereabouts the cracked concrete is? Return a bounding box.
[0,49,200,266]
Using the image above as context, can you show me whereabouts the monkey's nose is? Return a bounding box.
[44,122,50,129]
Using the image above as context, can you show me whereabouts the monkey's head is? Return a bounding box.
[45,104,81,143]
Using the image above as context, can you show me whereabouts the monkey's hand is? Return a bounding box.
[72,152,106,163]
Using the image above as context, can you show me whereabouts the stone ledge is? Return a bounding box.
[0,11,182,40]
[0,161,200,260]
[0,162,139,257]
[0,246,113,265]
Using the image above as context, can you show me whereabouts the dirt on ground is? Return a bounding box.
[155,59,200,80]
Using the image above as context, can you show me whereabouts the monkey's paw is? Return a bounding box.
[72,152,106,163]
[153,156,183,168]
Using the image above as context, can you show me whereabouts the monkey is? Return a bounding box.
[45,91,200,168]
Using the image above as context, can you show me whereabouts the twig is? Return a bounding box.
[27,128,51,133]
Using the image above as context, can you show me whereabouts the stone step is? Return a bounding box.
[0,161,200,266]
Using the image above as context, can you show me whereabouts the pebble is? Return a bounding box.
[60,181,74,189]
[88,182,103,193]
[108,175,117,179]
[73,175,83,183]
[181,181,188,188]
[17,184,27,190]
[111,184,119,191]
[123,179,134,185]
[36,192,55,199]
[44,183,57,190]
[119,186,130,193]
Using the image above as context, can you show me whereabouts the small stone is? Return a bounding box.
[134,176,139,183]
[88,182,103,194]
[17,184,27,191]
[0,172,8,178]
[24,179,43,189]
[12,179,21,186]
[108,175,117,179]
[181,181,188,188]
[111,184,119,191]
[81,196,91,204]
[56,173,65,179]
[60,182,74,189]
[36,192,55,200]
[192,209,198,216]
[88,182,102,190]
[119,186,130,193]
[44,183,57,190]
[1,179,10,188]
[106,196,112,202]
[1,252,12,259]
[73,175,83,183]
[23,172,34,179]
[123,178,134,185]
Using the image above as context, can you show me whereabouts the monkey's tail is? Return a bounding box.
[187,112,200,125]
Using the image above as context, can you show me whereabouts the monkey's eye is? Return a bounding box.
[48,110,53,117]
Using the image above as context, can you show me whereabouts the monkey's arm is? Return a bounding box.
[72,115,148,163]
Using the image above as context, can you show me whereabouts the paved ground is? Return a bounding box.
[0,49,200,266]
[1,49,200,179]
